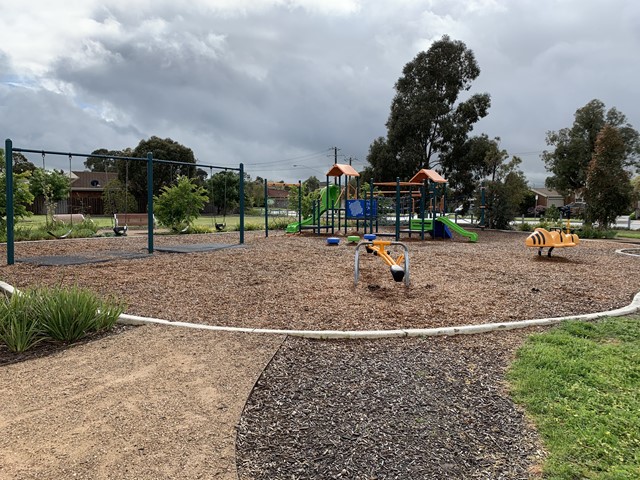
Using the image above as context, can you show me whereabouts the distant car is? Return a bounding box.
[527,205,546,216]
[560,202,586,217]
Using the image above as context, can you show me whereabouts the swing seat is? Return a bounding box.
[215,223,226,232]
[48,229,73,240]
[113,226,128,236]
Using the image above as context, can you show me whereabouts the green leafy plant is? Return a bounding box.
[577,224,616,239]
[0,286,125,352]
[154,175,208,232]
[517,222,533,232]
[36,286,124,343]
[0,291,44,353]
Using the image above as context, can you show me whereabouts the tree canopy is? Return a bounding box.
[584,125,633,228]
[125,137,197,206]
[543,99,640,195]
[367,35,491,181]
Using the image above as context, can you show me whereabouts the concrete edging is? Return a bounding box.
[2,280,639,340]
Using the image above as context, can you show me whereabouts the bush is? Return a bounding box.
[180,224,212,234]
[517,222,533,232]
[576,224,616,239]
[268,218,290,230]
[0,291,44,353]
[0,286,125,352]
[544,205,561,222]
[154,176,208,232]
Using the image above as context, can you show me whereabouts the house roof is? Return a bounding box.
[325,163,360,177]
[409,169,447,184]
[70,171,118,191]
[530,187,563,198]
[267,188,289,198]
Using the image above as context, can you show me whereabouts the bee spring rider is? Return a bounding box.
[354,240,410,286]
[525,218,580,257]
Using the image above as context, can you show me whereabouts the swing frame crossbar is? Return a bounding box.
[4,139,245,265]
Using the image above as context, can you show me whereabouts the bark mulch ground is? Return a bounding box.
[236,331,545,480]
[0,229,638,479]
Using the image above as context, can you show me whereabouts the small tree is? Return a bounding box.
[154,176,208,231]
[482,156,529,230]
[584,125,633,228]
[102,179,137,215]
[28,168,70,225]
[0,171,35,236]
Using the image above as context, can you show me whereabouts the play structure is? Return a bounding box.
[354,239,410,286]
[286,184,342,233]
[278,164,481,242]
[525,220,580,256]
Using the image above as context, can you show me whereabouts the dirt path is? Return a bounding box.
[0,325,283,479]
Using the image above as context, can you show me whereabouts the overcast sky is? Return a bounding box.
[1,0,638,186]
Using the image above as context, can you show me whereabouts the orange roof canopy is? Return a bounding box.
[325,163,360,177]
[409,169,447,184]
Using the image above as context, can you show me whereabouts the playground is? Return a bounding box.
[1,230,639,478]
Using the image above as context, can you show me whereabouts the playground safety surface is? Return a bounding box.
[1,230,638,478]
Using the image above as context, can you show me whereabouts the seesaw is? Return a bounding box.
[525,221,580,257]
[354,239,410,286]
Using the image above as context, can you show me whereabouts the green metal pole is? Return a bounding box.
[239,163,245,244]
[264,178,268,238]
[325,175,329,231]
[298,180,302,233]
[355,176,360,233]
[5,139,14,265]
[420,181,426,241]
[395,177,400,241]
[480,181,486,229]
[147,152,154,254]
[370,181,374,234]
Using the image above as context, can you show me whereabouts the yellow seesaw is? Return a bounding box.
[525,219,580,257]
[354,240,410,285]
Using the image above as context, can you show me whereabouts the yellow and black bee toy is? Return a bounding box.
[525,220,580,257]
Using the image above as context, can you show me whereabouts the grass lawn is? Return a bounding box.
[615,231,640,239]
[15,214,280,232]
[508,317,640,479]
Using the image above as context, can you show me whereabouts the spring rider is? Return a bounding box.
[354,240,410,286]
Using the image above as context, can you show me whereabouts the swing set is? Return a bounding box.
[40,151,76,239]
[3,138,246,266]
[208,166,228,232]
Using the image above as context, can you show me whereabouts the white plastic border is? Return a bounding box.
[2,280,639,340]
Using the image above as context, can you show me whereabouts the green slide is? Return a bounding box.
[286,185,341,233]
[436,216,478,242]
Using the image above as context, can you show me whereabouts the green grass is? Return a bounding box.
[15,214,271,233]
[507,317,640,479]
[615,231,640,239]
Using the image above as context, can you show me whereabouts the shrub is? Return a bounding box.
[0,291,44,353]
[0,286,125,352]
[37,286,124,343]
[268,218,290,230]
[544,205,561,222]
[182,224,212,234]
[576,225,616,239]
[517,222,533,232]
[154,176,208,232]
